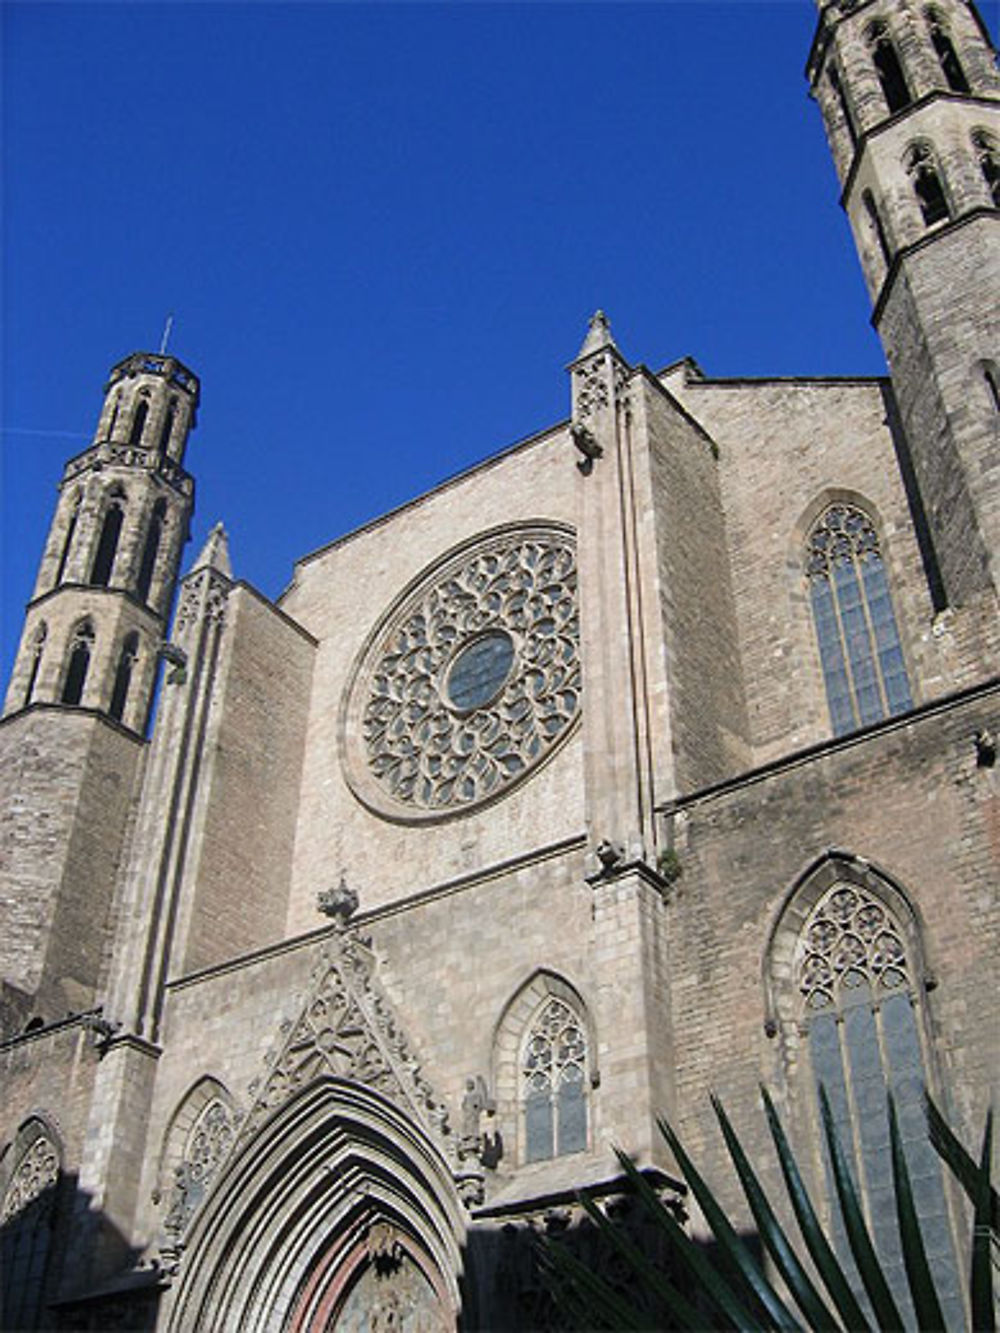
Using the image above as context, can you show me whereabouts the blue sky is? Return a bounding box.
[2,0,909,686]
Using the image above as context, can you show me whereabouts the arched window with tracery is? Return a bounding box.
[866,21,912,114]
[159,1080,237,1244]
[89,488,126,587]
[806,503,912,736]
[905,142,951,226]
[24,623,47,707]
[789,873,962,1327]
[925,8,970,92]
[0,1118,61,1331]
[522,995,589,1163]
[972,129,1000,207]
[61,621,94,706]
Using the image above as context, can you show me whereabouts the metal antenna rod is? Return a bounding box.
[159,313,175,355]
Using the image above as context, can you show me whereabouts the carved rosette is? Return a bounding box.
[340,523,580,823]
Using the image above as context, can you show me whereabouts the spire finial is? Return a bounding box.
[191,522,232,577]
[577,309,617,358]
[159,313,175,355]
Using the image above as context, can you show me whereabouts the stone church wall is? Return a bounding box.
[663,685,999,1220]
[279,425,584,934]
[175,584,316,976]
[664,374,942,765]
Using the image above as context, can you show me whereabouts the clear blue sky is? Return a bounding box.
[3,0,925,687]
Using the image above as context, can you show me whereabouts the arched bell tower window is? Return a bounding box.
[0,1118,62,1332]
[159,398,178,454]
[136,498,167,604]
[862,189,892,266]
[806,503,912,736]
[54,493,81,587]
[89,488,126,587]
[925,8,970,92]
[972,129,1000,207]
[905,142,951,226]
[788,873,962,1327]
[522,994,589,1163]
[866,21,912,114]
[24,623,47,706]
[61,620,94,706]
[129,397,149,447]
[109,632,139,723]
[828,65,857,147]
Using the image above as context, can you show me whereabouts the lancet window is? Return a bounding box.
[109,632,139,723]
[61,620,95,706]
[925,8,970,92]
[806,503,912,736]
[23,623,47,706]
[522,995,589,1163]
[159,398,178,454]
[54,493,80,587]
[129,397,149,447]
[972,129,1000,207]
[794,881,962,1326]
[89,487,126,587]
[867,21,912,114]
[136,498,167,604]
[828,65,857,146]
[862,190,891,266]
[905,142,950,226]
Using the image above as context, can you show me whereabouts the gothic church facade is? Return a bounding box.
[1,0,998,1327]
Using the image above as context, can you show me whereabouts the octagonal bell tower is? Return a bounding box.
[0,351,198,1032]
[3,352,198,733]
[808,0,1000,609]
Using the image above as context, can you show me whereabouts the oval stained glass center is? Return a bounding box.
[444,631,516,712]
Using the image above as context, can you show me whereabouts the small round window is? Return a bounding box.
[444,631,515,712]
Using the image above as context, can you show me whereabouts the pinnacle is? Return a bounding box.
[191,521,232,577]
[576,309,617,358]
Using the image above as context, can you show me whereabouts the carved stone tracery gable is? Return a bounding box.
[174,569,229,636]
[242,931,453,1155]
[573,361,611,419]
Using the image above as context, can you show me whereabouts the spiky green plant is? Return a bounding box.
[541,1089,997,1331]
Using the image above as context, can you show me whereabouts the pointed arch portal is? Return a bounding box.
[164,1077,466,1333]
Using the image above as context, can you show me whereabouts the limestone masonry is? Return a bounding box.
[1,1,997,1328]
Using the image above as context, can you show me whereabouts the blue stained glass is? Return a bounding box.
[445,631,515,712]
[525,1089,553,1163]
[808,509,912,734]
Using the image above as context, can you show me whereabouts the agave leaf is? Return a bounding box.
[570,1188,708,1329]
[656,1115,804,1331]
[760,1087,871,1332]
[887,1093,946,1332]
[970,1109,995,1333]
[613,1145,769,1331]
[926,1093,1000,1237]
[711,1094,842,1331]
[539,1229,649,1331]
[818,1087,905,1332]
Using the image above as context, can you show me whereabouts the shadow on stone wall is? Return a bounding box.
[1,1172,159,1333]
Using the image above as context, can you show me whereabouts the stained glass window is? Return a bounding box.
[522,997,588,1163]
[796,884,962,1328]
[806,504,912,736]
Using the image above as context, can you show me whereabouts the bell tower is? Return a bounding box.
[4,351,198,731]
[0,352,198,1033]
[808,0,1000,607]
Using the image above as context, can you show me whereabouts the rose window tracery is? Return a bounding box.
[796,883,910,1013]
[342,525,580,821]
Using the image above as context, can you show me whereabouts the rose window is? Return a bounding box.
[341,524,580,821]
